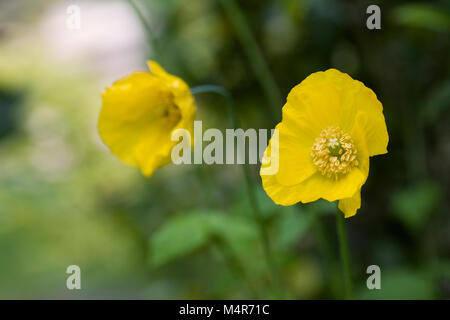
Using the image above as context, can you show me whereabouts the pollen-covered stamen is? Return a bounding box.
[311,126,358,180]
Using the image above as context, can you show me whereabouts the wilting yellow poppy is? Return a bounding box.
[260,69,388,218]
[98,61,196,177]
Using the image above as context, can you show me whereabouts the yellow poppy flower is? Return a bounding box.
[98,61,196,177]
[260,69,388,218]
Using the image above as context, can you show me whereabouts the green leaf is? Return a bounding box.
[148,210,260,269]
[208,213,261,272]
[148,212,214,268]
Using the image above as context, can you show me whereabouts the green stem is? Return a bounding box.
[195,165,216,207]
[126,0,160,59]
[313,214,334,277]
[242,162,282,298]
[191,84,283,298]
[217,0,282,121]
[336,210,353,299]
[191,85,238,129]
[216,240,260,299]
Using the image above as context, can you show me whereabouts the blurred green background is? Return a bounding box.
[0,0,448,299]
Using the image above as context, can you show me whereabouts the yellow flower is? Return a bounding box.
[260,69,388,218]
[98,61,196,177]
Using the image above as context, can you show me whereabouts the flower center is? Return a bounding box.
[311,126,358,180]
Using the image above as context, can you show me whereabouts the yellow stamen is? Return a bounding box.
[311,126,358,180]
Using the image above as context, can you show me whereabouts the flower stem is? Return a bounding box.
[125,0,160,59]
[242,162,283,298]
[216,240,260,299]
[192,84,283,298]
[313,214,334,276]
[336,209,353,299]
[217,0,282,121]
[191,85,238,128]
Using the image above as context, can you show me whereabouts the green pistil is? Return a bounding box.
[328,138,343,157]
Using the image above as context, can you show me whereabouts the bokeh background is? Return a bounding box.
[0,0,449,299]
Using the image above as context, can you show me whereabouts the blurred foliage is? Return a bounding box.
[358,268,435,299]
[391,181,440,232]
[391,3,450,32]
[148,210,260,269]
[0,0,448,299]
[0,89,22,139]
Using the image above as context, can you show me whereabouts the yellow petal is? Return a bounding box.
[273,106,318,186]
[260,166,302,206]
[338,189,361,218]
[148,60,171,77]
[351,121,370,178]
[355,111,388,156]
[148,60,189,96]
[286,71,342,133]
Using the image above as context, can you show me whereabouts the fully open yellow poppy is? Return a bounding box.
[260,69,388,218]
